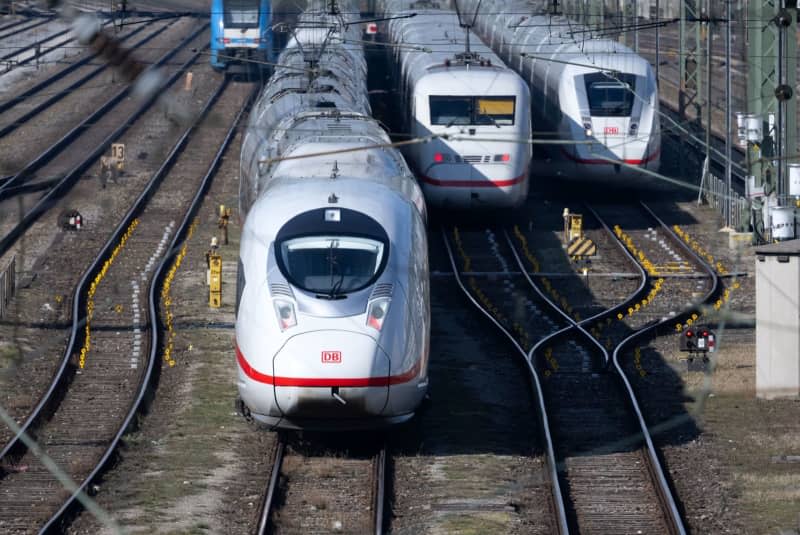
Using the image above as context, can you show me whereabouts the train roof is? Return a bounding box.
[244,176,419,243]
[384,8,512,78]
[467,0,652,73]
[412,68,529,96]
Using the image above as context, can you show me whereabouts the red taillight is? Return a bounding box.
[494,153,511,162]
[223,38,231,44]
[433,152,444,163]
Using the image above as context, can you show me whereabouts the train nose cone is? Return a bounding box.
[272,330,390,419]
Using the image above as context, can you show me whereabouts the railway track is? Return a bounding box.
[257,433,388,534]
[0,21,209,254]
[0,76,254,533]
[442,208,701,533]
[0,20,73,68]
[0,29,223,457]
[512,199,723,533]
[0,16,54,41]
[0,16,174,139]
[441,225,569,534]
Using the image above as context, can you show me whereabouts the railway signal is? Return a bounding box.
[59,209,84,230]
[680,325,716,362]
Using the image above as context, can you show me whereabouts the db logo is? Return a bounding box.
[604,126,619,135]
[321,351,342,363]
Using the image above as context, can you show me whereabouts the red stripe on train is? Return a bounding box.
[235,343,419,387]
[560,147,660,165]
[419,173,526,187]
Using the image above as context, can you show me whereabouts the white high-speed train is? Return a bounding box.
[236,3,430,430]
[462,0,660,179]
[379,0,532,208]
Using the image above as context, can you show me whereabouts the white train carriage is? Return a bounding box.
[463,0,661,180]
[380,0,532,208]
[236,4,429,430]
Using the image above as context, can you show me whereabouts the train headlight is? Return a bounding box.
[366,298,391,331]
[582,116,592,137]
[273,299,297,331]
[629,122,639,136]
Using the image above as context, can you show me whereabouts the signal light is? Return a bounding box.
[366,22,378,34]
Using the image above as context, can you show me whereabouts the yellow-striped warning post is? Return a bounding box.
[568,236,597,259]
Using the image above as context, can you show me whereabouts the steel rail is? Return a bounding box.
[503,225,686,535]
[598,201,720,533]
[0,13,46,34]
[256,436,286,535]
[0,16,53,40]
[37,76,254,533]
[373,444,387,535]
[441,227,569,535]
[0,70,230,466]
[0,27,72,63]
[0,21,207,201]
[0,18,157,115]
[519,199,720,534]
[0,17,49,34]
[0,19,171,138]
[0,28,209,259]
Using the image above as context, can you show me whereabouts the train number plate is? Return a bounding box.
[604,126,619,135]
[321,351,342,363]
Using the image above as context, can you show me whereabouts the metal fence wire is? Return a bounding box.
[703,173,749,232]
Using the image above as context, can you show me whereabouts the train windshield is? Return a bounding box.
[584,73,636,117]
[279,236,386,296]
[224,0,260,27]
[430,96,516,126]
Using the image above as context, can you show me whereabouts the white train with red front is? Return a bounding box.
[378,0,532,208]
[461,0,661,179]
[236,3,430,430]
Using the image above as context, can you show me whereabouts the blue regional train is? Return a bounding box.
[210,0,272,70]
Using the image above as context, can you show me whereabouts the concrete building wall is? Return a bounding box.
[756,254,800,399]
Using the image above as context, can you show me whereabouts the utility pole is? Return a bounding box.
[746,0,797,240]
[724,0,732,228]
[655,0,660,84]
[628,0,638,52]
[703,0,712,198]
[679,0,703,122]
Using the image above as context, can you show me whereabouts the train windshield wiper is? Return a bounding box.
[478,112,502,128]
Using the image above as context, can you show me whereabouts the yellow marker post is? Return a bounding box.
[209,253,222,308]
